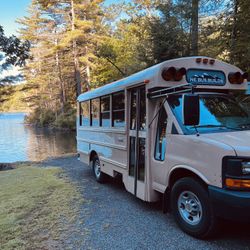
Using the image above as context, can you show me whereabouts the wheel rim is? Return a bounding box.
[177,191,202,226]
[94,159,101,178]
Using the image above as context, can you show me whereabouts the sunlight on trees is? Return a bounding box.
[0,0,249,129]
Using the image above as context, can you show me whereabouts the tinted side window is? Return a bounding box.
[155,108,168,161]
[112,91,125,127]
[80,101,90,126]
[101,95,111,127]
[139,87,146,130]
[130,90,137,130]
[91,98,100,127]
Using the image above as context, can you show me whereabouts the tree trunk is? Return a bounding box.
[86,65,91,91]
[71,0,82,97]
[191,0,199,56]
[55,50,66,113]
[230,0,238,64]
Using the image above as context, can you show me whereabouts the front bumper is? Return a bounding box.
[209,185,250,221]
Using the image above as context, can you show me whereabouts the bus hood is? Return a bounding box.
[202,131,250,156]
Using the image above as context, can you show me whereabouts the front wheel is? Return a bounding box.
[92,156,107,183]
[171,177,217,239]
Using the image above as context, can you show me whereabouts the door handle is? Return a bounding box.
[118,137,124,142]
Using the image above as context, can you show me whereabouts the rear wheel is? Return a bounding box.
[92,156,107,183]
[171,177,217,239]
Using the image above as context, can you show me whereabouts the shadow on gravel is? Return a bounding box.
[102,175,250,243]
[42,155,250,248]
[105,176,163,211]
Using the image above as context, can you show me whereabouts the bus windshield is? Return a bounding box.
[168,94,250,134]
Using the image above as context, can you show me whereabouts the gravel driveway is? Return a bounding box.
[43,155,250,250]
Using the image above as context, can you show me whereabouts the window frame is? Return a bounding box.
[79,90,126,129]
[79,100,91,127]
[112,91,125,128]
[90,98,100,127]
[100,95,111,127]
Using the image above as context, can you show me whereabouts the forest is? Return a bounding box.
[0,0,250,129]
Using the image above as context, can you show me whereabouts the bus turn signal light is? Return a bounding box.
[225,178,250,189]
[228,72,248,84]
[162,67,176,81]
[175,68,186,81]
[162,67,186,81]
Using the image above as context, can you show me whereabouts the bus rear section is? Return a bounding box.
[77,57,250,238]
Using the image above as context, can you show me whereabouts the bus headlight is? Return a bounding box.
[242,161,250,174]
[223,157,250,189]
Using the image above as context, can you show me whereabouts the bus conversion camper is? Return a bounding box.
[77,57,250,238]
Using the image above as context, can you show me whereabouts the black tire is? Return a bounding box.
[171,177,217,239]
[92,156,107,183]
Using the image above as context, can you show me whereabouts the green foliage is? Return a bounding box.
[5,0,248,129]
[39,109,56,126]
[54,109,76,129]
[0,25,30,68]
[25,106,76,130]
[0,84,29,112]
[229,0,250,73]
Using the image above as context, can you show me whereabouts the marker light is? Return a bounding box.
[209,59,215,65]
[228,71,245,84]
[196,58,202,63]
[203,58,208,64]
[162,67,186,81]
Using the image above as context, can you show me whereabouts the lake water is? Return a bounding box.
[0,113,76,163]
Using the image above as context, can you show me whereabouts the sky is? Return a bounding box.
[0,0,118,82]
[0,0,30,36]
[0,0,118,37]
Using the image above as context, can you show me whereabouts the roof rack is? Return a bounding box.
[147,83,195,99]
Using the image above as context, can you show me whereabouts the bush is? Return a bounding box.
[54,109,76,130]
[24,108,42,125]
[25,107,76,130]
[39,109,56,127]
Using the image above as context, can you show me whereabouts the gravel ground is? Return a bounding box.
[43,155,250,250]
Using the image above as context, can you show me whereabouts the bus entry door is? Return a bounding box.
[128,86,146,200]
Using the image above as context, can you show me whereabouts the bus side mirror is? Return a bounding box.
[183,94,200,126]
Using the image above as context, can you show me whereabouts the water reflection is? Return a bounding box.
[0,113,76,163]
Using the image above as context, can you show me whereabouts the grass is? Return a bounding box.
[0,164,83,249]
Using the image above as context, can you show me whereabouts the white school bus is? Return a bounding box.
[77,57,250,238]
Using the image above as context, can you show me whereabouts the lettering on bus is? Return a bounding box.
[187,69,226,86]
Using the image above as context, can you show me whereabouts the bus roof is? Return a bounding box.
[77,56,247,102]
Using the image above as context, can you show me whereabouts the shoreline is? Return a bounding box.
[0,110,29,113]
[24,122,76,132]
[0,112,76,131]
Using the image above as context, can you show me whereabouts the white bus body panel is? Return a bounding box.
[77,57,248,203]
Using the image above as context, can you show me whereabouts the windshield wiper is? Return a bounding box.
[191,124,241,131]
